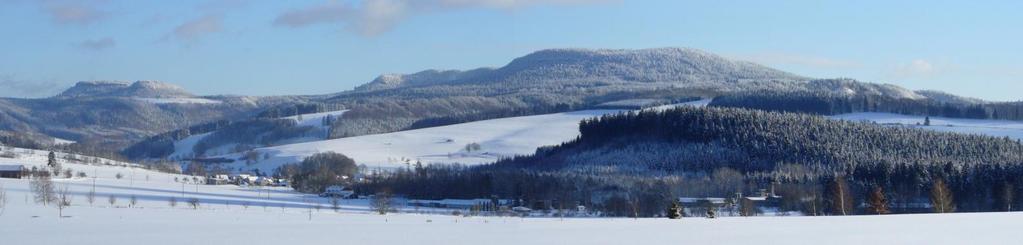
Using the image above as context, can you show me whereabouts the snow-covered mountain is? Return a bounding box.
[354,48,807,92]
[59,80,195,98]
[0,81,310,150]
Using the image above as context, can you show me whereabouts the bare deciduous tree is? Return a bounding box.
[371,192,392,215]
[168,197,178,208]
[829,175,853,215]
[86,189,96,206]
[0,183,7,216]
[30,175,56,206]
[57,184,72,218]
[867,186,890,215]
[931,178,955,213]
[330,197,341,212]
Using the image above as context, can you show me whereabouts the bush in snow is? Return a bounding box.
[57,184,72,217]
[187,198,200,209]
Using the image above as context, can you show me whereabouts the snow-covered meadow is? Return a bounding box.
[213,109,622,171]
[0,150,1017,244]
[832,112,1023,140]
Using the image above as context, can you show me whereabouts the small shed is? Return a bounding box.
[0,164,25,179]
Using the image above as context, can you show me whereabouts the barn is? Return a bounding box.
[0,164,25,179]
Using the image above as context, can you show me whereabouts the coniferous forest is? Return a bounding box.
[357,106,1023,217]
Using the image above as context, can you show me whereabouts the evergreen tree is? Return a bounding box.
[666,201,682,219]
[47,151,60,174]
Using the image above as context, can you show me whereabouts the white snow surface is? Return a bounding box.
[213,110,621,171]
[832,112,1023,140]
[283,109,348,127]
[597,98,661,107]
[648,98,713,111]
[0,148,1017,244]
[168,132,212,159]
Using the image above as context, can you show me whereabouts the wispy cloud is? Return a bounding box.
[0,75,65,98]
[274,0,612,36]
[75,37,116,51]
[42,1,108,26]
[890,59,942,79]
[169,15,224,41]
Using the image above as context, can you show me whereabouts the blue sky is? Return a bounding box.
[1,0,1020,101]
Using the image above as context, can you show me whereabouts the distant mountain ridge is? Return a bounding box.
[0,47,1011,161]
[59,80,195,98]
[354,48,807,92]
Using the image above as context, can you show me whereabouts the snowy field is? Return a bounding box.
[1,149,1018,245]
[214,109,622,171]
[832,112,1023,140]
[0,151,1018,244]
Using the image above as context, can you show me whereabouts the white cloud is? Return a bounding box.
[75,37,116,50]
[274,0,612,36]
[0,75,64,98]
[891,59,939,78]
[170,15,224,41]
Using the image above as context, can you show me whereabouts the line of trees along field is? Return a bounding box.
[355,107,1023,217]
[711,89,1023,120]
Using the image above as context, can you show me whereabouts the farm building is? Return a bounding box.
[0,164,25,179]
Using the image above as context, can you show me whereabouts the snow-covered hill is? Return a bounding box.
[165,109,349,159]
[831,112,1023,140]
[212,109,622,172]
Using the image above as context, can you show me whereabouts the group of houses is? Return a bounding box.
[677,189,784,216]
[205,173,288,187]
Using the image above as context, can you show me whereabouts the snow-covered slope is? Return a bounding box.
[164,110,349,159]
[212,110,621,171]
[283,110,348,128]
[831,113,1023,140]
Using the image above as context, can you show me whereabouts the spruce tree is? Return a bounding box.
[47,151,60,175]
[666,201,682,219]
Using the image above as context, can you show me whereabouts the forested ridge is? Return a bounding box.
[359,106,1023,216]
[712,89,1023,120]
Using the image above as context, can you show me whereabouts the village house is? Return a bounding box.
[408,198,513,210]
[0,164,25,179]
